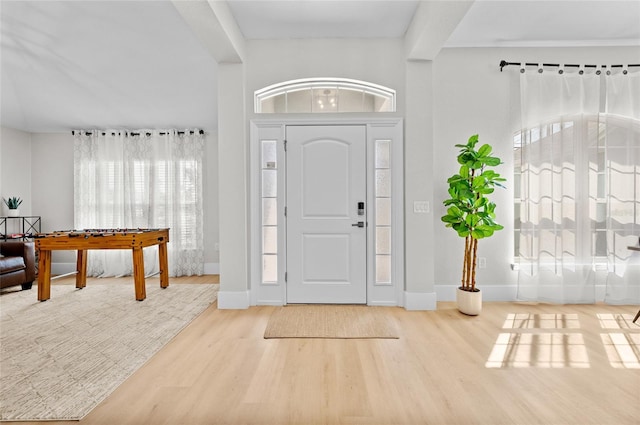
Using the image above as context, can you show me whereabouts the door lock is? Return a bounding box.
[357,202,365,216]
[351,221,365,228]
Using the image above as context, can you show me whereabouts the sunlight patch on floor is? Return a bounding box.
[600,333,640,369]
[502,313,580,329]
[597,313,635,329]
[486,332,590,368]
[487,312,640,369]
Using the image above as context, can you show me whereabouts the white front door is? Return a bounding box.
[286,125,367,304]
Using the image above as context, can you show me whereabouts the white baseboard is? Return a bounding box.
[217,290,251,309]
[204,262,220,274]
[404,291,437,311]
[255,300,285,306]
[368,300,400,307]
[52,263,76,276]
[436,284,610,303]
[51,263,220,277]
[435,285,518,302]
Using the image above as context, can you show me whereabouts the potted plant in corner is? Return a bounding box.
[441,135,505,315]
[3,197,23,217]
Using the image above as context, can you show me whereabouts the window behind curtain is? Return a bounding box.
[74,130,205,277]
[514,115,639,265]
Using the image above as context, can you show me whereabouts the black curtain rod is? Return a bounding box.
[72,130,205,136]
[499,60,640,72]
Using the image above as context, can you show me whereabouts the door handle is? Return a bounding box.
[351,221,365,228]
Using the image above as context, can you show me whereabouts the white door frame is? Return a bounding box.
[249,118,404,306]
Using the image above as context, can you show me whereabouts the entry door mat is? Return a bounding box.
[0,283,219,421]
[264,305,399,339]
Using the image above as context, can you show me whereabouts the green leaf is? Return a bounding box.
[441,215,460,224]
[447,205,463,217]
[459,165,469,179]
[457,228,470,237]
[472,176,486,189]
[478,187,494,194]
[447,174,463,184]
[471,229,485,239]
[458,152,477,165]
[478,144,492,157]
[465,214,479,227]
[482,156,501,166]
[473,197,486,209]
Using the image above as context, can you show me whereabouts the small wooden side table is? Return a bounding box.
[627,245,640,324]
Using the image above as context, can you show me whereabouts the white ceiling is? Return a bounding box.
[226,1,420,39]
[1,0,639,133]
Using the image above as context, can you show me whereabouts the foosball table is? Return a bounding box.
[34,228,169,301]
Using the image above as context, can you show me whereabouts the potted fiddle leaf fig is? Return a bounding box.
[441,135,505,315]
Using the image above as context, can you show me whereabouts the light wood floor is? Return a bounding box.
[4,276,639,425]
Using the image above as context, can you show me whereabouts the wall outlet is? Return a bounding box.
[479,257,486,269]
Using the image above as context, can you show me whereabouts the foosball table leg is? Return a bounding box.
[76,250,87,289]
[132,247,146,301]
[159,241,169,289]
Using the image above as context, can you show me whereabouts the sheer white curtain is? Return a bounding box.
[603,72,640,304]
[74,129,205,277]
[517,69,601,303]
[518,67,640,304]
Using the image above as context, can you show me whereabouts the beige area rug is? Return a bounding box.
[0,282,219,421]
[264,305,399,339]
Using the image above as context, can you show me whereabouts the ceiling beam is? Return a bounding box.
[405,0,474,61]
[172,0,245,63]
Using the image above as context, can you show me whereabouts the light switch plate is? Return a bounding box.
[413,201,429,213]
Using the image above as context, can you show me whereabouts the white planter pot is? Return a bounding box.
[456,287,482,316]
[7,209,19,217]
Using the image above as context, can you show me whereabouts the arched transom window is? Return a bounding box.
[254,78,396,113]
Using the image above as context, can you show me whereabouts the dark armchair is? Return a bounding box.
[0,241,36,291]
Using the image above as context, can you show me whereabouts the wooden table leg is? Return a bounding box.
[37,250,51,301]
[76,250,87,289]
[159,241,169,289]
[132,247,146,301]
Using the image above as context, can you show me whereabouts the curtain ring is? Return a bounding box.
[538,67,543,74]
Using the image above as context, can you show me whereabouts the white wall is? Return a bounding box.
[203,130,220,272]
[240,42,640,304]
[31,133,75,265]
[1,127,32,219]
[246,38,406,118]
[217,63,249,304]
[431,46,640,300]
[1,126,220,273]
